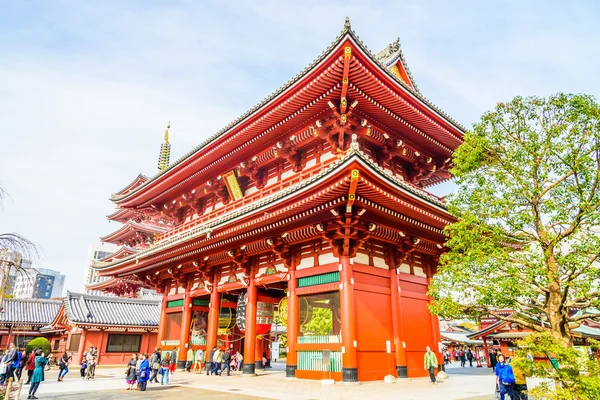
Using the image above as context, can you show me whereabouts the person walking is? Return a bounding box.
[27,350,48,400]
[193,348,203,373]
[185,348,194,372]
[137,354,150,392]
[235,351,243,372]
[261,352,267,371]
[207,347,216,375]
[79,353,88,379]
[25,349,36,384]
[211,347,222,375]
[169,350,177,374]
[495,355,514,400]
[467,348,474,367]
[57,351,71,381]
[3,343,19,384]
[149,348,161,383]
[424,346,438,385]
[160,353,171,385]
[460,349,466,367]
[219,350,231,376]
[126,354,138,390]
[14,348,24,382]
[85,349,96,380]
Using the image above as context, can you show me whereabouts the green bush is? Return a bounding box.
[25,337,51,356]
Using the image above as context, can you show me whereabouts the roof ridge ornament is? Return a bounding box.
[344,16,351,31]
[157,122,172,171]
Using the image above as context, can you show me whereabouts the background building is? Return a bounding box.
[83,242,118,295]
[12,267,65,299]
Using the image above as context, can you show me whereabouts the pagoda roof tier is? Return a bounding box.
[107,207,138,223]
[85,275,148,297]
[100,221,168,246]
[111,20,464,210]
[97,246,139,263]
[113,174,148,196]
[97,145,453,277]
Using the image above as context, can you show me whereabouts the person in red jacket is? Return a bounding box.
[24,349,37,385]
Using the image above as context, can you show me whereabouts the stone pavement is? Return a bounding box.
[15,363,497,400]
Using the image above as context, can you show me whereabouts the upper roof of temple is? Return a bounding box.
[109,18,464,210]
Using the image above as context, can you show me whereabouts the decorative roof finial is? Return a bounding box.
[158,122,172,171]
[344,17,351,30]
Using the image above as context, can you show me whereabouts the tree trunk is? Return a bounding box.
[547,284,573,347]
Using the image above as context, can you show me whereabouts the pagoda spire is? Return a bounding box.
[157,122,171,171]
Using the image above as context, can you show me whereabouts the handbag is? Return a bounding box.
[0,363,6,374]
[125,366,130,375]
[152,362,160,370]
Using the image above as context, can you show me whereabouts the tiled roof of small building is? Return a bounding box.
[64,292,160,327]
[0,298,62,326]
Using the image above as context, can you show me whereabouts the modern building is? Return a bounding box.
[83,242,118,295]
[12,267,65,299]
[91,18,465,382]
[0,250,33,296]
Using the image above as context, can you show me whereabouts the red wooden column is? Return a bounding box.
[390,268,408,378]
[76,328,88,365]
[156,285,169,348]
[286,263,299,377]
[178,277,193,369]
[482,337,490,368]
[206,272,221,372]
[339,255,358,382]
[96,329,105,365]
[243,265,258,375]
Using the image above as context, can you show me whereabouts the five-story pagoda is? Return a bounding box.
[91,18,464,382]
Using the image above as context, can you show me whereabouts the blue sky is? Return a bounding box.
[1,0,599,293]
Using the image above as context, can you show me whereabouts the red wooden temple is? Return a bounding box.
[91,18,465,382]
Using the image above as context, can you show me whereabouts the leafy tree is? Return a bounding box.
[301,307,333,336]
[25,337,51,357]
[429,94,600,347]
[514,333,600,400]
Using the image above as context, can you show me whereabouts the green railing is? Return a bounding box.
[191,336,207,346]
[298,335,341,344]
[297,351,342,372]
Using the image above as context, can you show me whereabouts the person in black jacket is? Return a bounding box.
[219,350,231,376]
[149,348,161,383]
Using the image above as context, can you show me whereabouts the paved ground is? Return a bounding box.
[12,363,498,400]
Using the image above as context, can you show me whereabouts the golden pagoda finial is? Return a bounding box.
[157,122,172,171]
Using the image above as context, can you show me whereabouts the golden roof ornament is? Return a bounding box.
[157,122,172,171]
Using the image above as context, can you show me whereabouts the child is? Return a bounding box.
[80,353,87,379]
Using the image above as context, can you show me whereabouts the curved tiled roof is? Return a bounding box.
[111,17,465,204]
[63,292,160,327]
[0,299,62,326]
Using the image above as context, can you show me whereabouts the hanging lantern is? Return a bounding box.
[236,291,275,334]
[277,297,312,325]
[219,307,236,330]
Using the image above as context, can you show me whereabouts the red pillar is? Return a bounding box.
[243,266,257,375]
[96,329,105,365]
[178,278,193,369]
[286,263,299,377]
[206,272,221,370]
[483,337,490,367]
[156,286,169,348]
[76,329,87,365]
[390,268,408,378]
[339,256,358,382]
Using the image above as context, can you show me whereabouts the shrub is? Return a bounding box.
[25,337,51,356]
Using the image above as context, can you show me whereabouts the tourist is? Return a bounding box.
[207,346,216,375]
[14,348,24,381]
[3,343,19,383]
[135,351,143,390]
[0,351,7,384]
[57,351,71,381]
[220,349,231,376]
[186,347,194,372]
[79,352,87,379]
[25,349,36,384]
[423,346,438,385]
[85,348,97,380]
[489,350,498,370]
[211,347,221,375]
[193,348,203,373]
[137,353,150,391]
[235,351,243,372]
[45,353,52,371]
[460,348,466,367]
[126,353,138,390]
[169,349,177,374]
[261,352,267,371]
[495,355,514,400]
[27,349,48,400]
[149,348,161,383]
[511,357,528,400]
[453,349,458,362]
[467,348,474,367]
[160,352,171,385]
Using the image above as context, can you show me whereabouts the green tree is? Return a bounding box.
[301,307,333,336]
[429,94,600,347]
[26,337,51,356]
[514,333,600,400]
